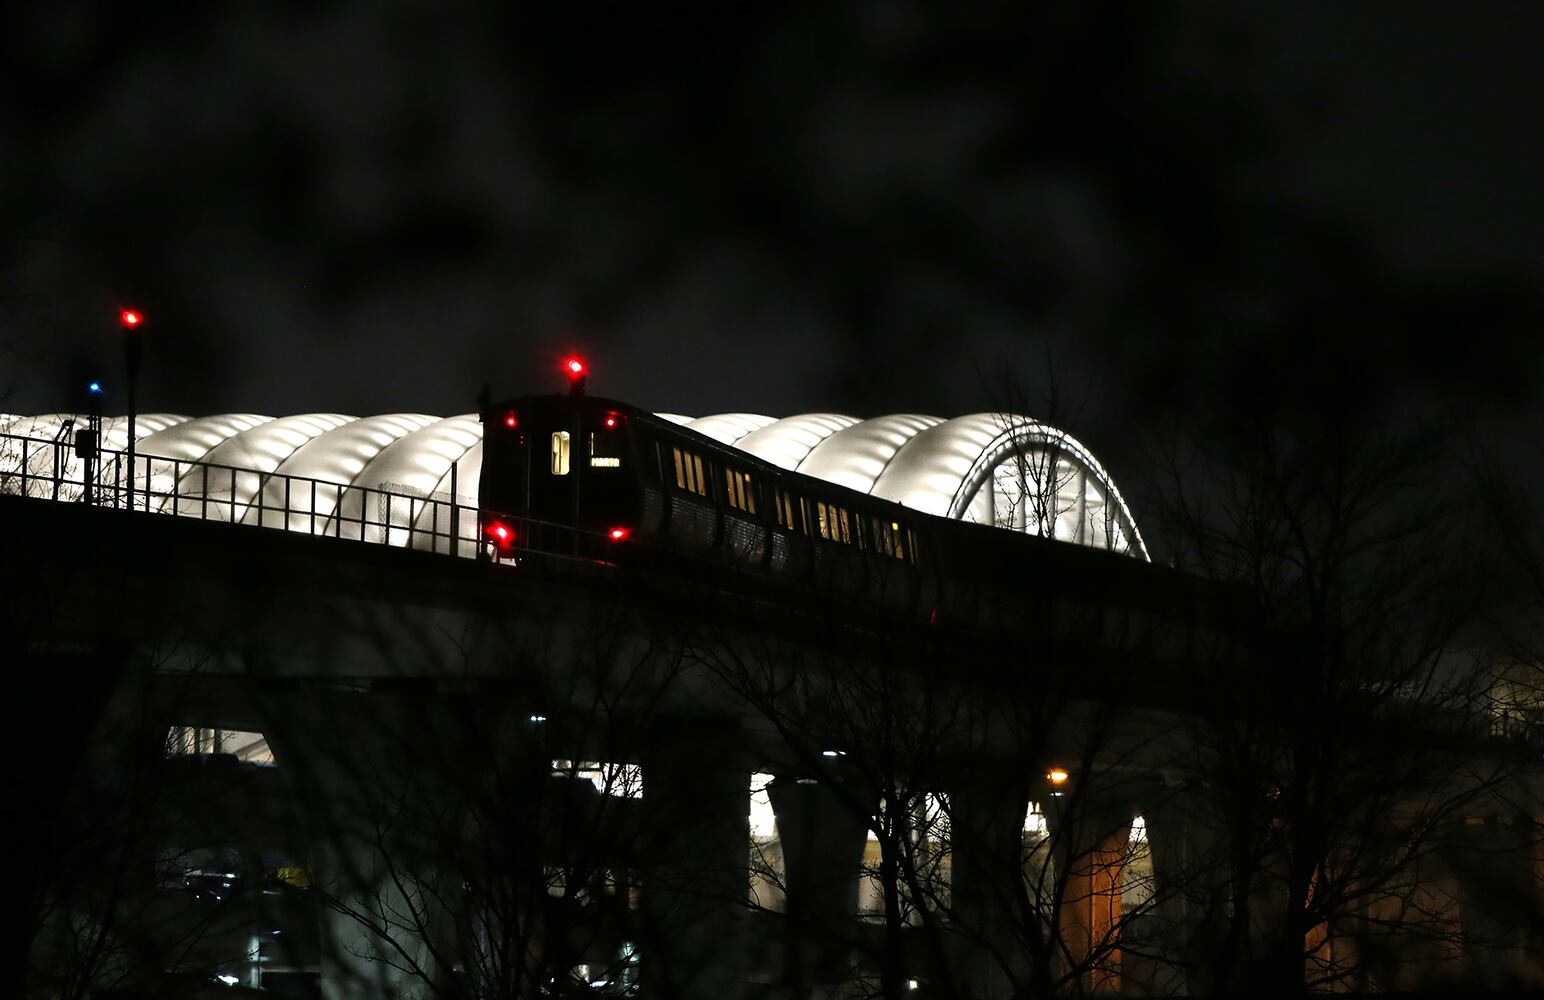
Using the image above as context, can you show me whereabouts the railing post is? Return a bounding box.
[449,461,459,558]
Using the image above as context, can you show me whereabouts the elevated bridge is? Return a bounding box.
[2,415,1530,999]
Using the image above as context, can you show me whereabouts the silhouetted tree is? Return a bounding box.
[1143,398,1529,994]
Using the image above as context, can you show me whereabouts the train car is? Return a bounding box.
[478,391,933,614]
[476,387,1222,658]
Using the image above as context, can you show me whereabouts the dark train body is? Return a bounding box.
[477,393,1230,662]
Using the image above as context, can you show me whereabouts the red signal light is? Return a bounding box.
[564,357,586,377]
[486,521,515,548]
[120,309,142,329]
[609,527,629,541]
[604,415,617,428]
[504,412,518,428]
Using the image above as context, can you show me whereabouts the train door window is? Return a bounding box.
[551,431,571,475]
[693,455,707,496]
[907,528,920,565]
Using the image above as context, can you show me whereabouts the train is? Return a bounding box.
[475,387,1209,647]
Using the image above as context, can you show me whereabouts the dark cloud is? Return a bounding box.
[4,0,1542,491]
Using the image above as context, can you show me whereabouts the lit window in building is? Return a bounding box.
[551,759,642,798]
[166,727,275,766]
[860,794,951,920]
[1022,801,1056,916]
[1023,801,1048,839]
[748,772,785,911]
[1121,815,1156,914]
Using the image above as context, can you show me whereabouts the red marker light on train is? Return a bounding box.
[486,521,515,547]
[564,357,586,377]
[604,415,617,428]
[609,527,629,541]
[504,412,518,428]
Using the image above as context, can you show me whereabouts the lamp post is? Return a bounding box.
[79,381,104,505]
[120,308,143,509]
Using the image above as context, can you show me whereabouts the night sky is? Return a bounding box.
[5,1,1543,482]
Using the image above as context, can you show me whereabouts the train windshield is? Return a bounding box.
[589,416,625,468]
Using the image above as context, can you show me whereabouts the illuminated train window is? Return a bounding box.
[672,447,708,496]
[724,469,757,513]
[167,727,275,766]
[873,520,909,561]
[814,501,853,544]
[773,490,805,533]
[551,431,571,475]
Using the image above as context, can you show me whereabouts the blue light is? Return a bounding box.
[87,381,102,393]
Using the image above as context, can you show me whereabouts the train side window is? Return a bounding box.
[551,431,571,475]
[724,469,757,514]
[672,447,708,496]
[907,528,920,565]
[775,490,803,532]
[815,502,852,544]
[876,518,901,558]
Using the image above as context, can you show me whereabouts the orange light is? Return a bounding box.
[1047,768,1069,785]
[609,527,629,541]
[120,309,142,328]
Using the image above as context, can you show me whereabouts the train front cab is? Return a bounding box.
[480,396,642,557]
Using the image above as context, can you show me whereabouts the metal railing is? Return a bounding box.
[0,430,610,565]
